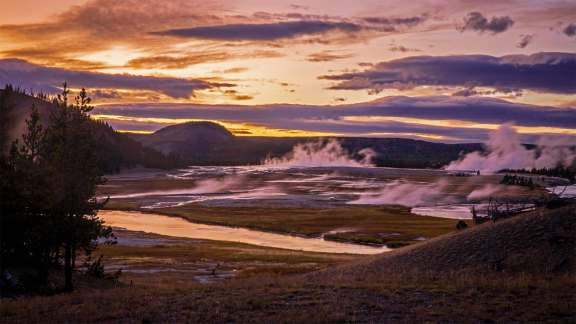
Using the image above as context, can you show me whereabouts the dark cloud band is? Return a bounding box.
[321,52,576,95]
[0,59,230,98]
[152,20,364,41]
[93,96,576,142]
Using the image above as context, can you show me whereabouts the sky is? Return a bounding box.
[0,0,575,142]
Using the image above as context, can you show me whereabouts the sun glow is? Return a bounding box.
[91,114,338,137]
[78,47,144,67]
[342,116,576,136]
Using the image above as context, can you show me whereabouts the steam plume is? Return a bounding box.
[348,180,453,207]
[445,124,576,174]
[108,175,243,199]
[263,139,375,167]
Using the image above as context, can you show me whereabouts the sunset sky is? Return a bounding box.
[1,0,575,142]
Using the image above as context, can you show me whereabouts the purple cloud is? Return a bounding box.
[459,12,514,34]
[152,20,363,41]
[517,34,534,48]
[0,59,231,98]
[93,96,576,143]
[564,23,576,37]
[321,52,576,95]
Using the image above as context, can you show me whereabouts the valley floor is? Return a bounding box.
[98,166,547,247]
[1,270,574,323]
[3,168,572,323]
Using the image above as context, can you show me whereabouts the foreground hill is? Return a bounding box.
[1,206,574,322]
[0,89,182,173]
[316,205,576,282]
[130,122,482,168]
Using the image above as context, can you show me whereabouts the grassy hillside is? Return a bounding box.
[130,122,483,168]
[316,205,576,281]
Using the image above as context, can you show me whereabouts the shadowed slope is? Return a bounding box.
[135,121,234,158]
[316,206,576,281]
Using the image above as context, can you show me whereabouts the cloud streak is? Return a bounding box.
[0,59,230,98]
[322,52,576,95]
[152,20,364,41]
[307,51,354,62]
[92,95,576,142]
[125,50,283,69]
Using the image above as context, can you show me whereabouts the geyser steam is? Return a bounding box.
[107,175,244,199]
[445,124,576,174]
[263,139,375,167]
[348,180,453,207]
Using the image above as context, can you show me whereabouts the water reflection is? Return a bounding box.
[100,210,390,255]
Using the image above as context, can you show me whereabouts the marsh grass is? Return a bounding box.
[104,202,459,247]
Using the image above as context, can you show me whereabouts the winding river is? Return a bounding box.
[99,210,390,255]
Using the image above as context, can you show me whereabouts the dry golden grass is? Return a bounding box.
[2,206,574,323]
[104,202,460,247]
[1,272,573,323]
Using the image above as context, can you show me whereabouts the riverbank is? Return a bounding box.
[99,210,389,254]
[97,227,361,287]
[97,166,552,247]
[103,202,459,247]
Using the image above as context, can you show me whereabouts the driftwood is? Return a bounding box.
[471,185,575,225]
[471,198,535,224]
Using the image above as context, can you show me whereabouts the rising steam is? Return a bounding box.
[108,175,244,199]
[445,124,576,174]
[263,139,375,167]
[348,180,454,207]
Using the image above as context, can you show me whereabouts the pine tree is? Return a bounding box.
[0,85,14,154]
[42,84,112,291]
[1,84,113,293]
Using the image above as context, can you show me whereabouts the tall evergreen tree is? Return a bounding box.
[0,85,14,155]
[1,84,113,293]
[42,84,112,291]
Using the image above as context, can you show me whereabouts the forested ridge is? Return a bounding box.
[0,85,184,174]
[0,84,184,295]
[1,84,117,294]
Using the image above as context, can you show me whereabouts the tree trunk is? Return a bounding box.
[64,243,73,292]
[71,242,76,271]
[37,251,49,287]
[0,213,4,276]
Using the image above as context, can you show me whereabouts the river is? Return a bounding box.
[99,210,390,255]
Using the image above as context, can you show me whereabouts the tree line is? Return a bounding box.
[500,167,576,183]
[0,85,184,174]
[500,174,537,189]
[0,84,114,294]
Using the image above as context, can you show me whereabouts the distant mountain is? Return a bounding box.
[129,121,483,168]
[135,122,234,157]
[0,88,183,173]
